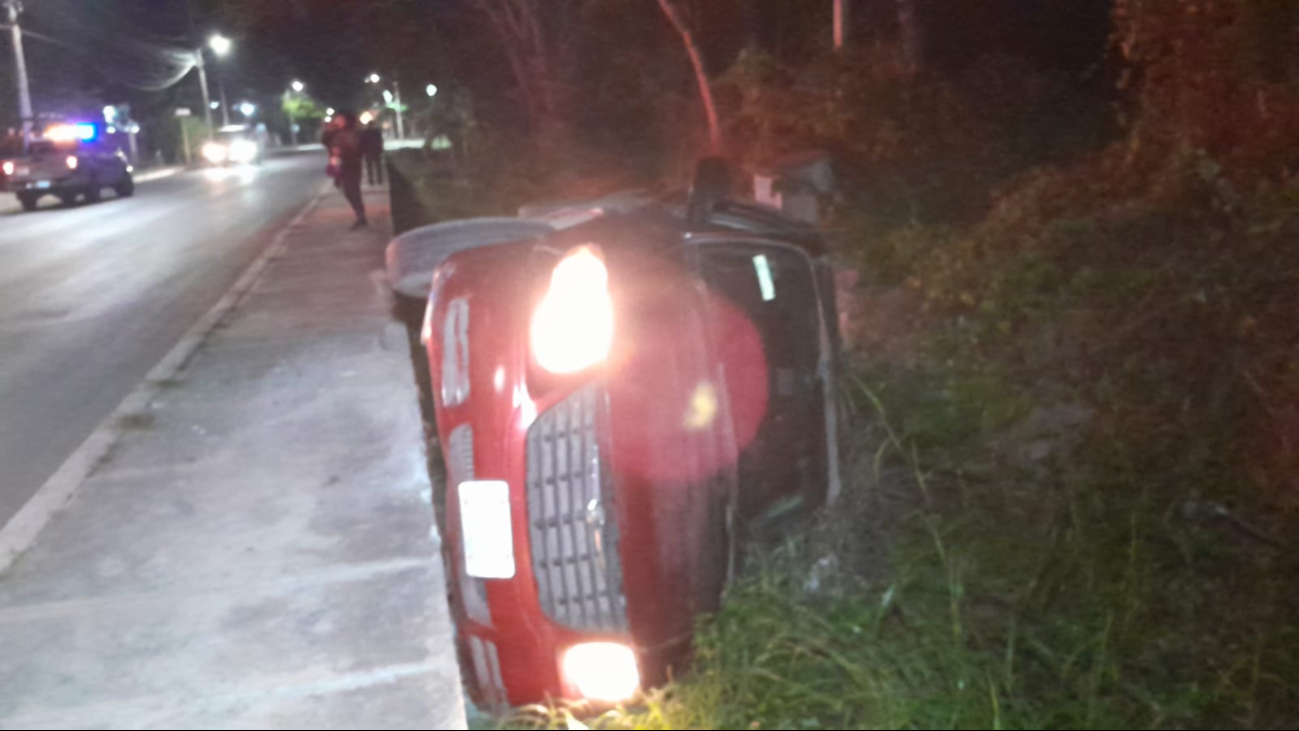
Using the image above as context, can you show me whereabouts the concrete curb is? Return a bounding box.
[0,181,332,575]
[133,166,186,184]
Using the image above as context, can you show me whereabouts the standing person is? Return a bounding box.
[361,121,384,186]
[326,112,367,229]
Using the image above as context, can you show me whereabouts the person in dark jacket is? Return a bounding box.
[326,112,367,229]
[361,121,384,186]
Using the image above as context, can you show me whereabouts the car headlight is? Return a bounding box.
[2,161,13,176]
[562,642,640,702]
[530,245,614,374]
[66,156,78,170]
[202,142,228,164]
[230,139,257,163]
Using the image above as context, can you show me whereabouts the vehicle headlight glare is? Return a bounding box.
[530,245,614,374]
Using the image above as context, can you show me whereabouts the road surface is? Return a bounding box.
[0,152,328,526]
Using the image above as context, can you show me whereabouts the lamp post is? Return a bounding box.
[209,34,232,126]
[285,81,304,147]
[367,72,404,140]
[5,0,34,148]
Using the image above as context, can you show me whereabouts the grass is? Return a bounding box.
[410,139,1299,730]
[497,239,1298,731]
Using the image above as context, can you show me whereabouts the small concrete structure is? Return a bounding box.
[751,150,834,225]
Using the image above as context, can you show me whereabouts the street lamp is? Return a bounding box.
[291,80,304,93]
[203,34,234,127]
[367,73,381,84]
[239,102,256,117]
[209,34,232,56]
[426,84,438,98]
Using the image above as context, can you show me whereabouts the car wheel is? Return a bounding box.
[84,176,102,203]
[17,192,39,211]
[58,192,78,207]
[115,174,135,198]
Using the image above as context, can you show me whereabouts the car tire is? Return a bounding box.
[17,192,39,211]
[84,176,102,204]
[58,192,77,207]
[115,175,135,198]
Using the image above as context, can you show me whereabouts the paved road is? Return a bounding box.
[0,152,327,526]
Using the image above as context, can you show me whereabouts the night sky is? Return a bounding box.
[3,0,1117,130]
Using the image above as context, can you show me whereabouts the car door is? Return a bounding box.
[691,239,831,521]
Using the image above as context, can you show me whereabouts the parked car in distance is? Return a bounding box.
[387,159,843,710]
[0,123,134,211]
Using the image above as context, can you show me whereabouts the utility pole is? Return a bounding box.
[393,79,405,140]
[6,0,34,147]
[195,50,215,141]
[218,80,229,126]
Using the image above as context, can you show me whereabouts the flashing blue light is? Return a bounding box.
[74,123,98,142]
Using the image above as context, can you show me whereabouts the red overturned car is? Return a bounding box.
[386,161,843,709]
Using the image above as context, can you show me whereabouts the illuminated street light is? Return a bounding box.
[291,80,304,93]
[325,107,335,116]
[210,101,220,110]
[367,73,381,84]
[426,84,438,98]
[209,34,232,56]
[383,89,394,104]
[239,102,256,117]
[102,105,116,122]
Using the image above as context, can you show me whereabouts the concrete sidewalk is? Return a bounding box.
[0,184,465,729]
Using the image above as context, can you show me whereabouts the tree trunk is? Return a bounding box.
[898,0,921,74]
[657,0,723,154]
[834,0,846,50]
[472,0,556,129]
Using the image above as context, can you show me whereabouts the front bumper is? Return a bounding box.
[442,381,633,709]
[2,176,75,194]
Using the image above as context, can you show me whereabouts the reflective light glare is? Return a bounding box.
[229,139,257,164]
[65,156,78,170]
[44,124,97,143]
[209,34,232,55]
[2,161,13,176]
[202,142,228,165]
[530,246,614,374]
[562,643,640,702]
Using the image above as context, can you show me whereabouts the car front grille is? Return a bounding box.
[526,383,627,632]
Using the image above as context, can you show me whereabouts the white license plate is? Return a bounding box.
[458,480,515,579]
[34,181,51,189]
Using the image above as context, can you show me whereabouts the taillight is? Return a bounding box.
[66,156,79,170]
